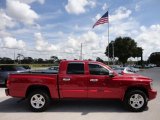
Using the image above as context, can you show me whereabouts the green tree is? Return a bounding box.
[16,53,24,64]
[105,37,142,65]
[0,57,14,64]
[132,47,143,58]
[50,56,59,63]
[37,58,44,64]
[96,57,104,63]
[21,57,34,64]
[148,52,160,65]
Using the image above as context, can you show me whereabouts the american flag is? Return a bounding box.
[93,11,108,28]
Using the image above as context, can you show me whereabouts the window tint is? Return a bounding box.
[67,63,84,74]
[89,64,109,75]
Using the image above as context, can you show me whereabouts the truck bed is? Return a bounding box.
[7,72,59,98]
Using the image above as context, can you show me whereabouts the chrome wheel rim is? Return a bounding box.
[129,94,144,109]
[31,94,45,109]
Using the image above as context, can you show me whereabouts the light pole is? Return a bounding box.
[111,41,115,65]
[14,49,15,64]
[80,43,82,60]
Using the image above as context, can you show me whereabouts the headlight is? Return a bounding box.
[150,82,153,89]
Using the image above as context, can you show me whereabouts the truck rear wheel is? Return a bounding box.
[27,90,50,112]
[124,90,148,112]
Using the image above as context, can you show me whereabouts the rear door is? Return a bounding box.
[59,62,88,98]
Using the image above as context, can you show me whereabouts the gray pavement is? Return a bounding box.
[0,67,159,120]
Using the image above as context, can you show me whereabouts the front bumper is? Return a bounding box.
[148,89,157,100]
[5,89,10,96]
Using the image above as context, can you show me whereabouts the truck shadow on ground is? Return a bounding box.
[0,98,148,114]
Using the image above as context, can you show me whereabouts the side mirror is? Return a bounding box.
[109,71,114,77]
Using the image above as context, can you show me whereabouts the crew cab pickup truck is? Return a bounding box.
[5,60,157,112]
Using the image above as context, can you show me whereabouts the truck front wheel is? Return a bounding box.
[27,90,50,112]
[124,90,148,112]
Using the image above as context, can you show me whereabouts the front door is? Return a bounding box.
[87,63,113,98]
[59,62,88,98]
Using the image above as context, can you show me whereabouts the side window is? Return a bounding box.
[88,64,109,75]
[67,63,84,74]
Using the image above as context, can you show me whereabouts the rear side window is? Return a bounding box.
[67,63,84,74]
[88,64,109,75]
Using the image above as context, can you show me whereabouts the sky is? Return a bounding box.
[0,0,160,61]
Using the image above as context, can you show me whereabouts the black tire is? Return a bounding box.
[27,90,50,112]
[124,90,148,112]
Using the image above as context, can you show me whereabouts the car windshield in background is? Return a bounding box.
[15,66,26,71]
[48,66,59,71]
[22,65,31,69]
[113,67,124,70]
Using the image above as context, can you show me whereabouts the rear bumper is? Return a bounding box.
[148,89,157,100]
[5,89,10,96]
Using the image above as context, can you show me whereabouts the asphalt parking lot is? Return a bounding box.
[0,68,159,120]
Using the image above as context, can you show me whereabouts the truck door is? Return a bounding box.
[87,63,113,98]
[59,62,88,98]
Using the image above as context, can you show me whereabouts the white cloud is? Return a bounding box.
[65,0,96,15]
[58,31,104,59]
[6,0,39,25]
[66,31,98,49]
[135,4,140,11]
[102,3,108,10]
[0,9,15,30]
[82,31,98,43]
[40,10,62,21]
[95,14,101,20]
[39,30,102,60]
[88,0,96,8]
[18,0,45,4]
[0,30,11,38]
[92,13,101,24]
[135,24,160,59]
[3,37,26,49]
[110,19,139,36]
[34,32,58,51]
[110,7,132,22]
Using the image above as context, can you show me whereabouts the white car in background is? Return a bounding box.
[113,67,136,74]
[128,66,140,72]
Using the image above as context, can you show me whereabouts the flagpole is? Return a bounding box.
[92,9,109,63]
[107,9,110,65]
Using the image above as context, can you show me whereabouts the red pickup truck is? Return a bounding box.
[5,60,157,112]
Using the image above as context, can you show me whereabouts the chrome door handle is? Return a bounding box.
[90,79,98,82]
[63,78,71,81]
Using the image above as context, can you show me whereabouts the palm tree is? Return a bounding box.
[17,53,24,64]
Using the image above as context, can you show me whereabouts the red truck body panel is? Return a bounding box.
[6,60,157,101]
[7,74,59,98]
